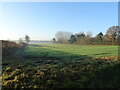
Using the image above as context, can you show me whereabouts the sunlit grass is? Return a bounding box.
[26,44,118,58]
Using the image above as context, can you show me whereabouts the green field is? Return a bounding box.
[25,44,118,58]
[2,44,120,88]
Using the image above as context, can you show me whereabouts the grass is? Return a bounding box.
[2,44,120,88]
[25,44,118,59]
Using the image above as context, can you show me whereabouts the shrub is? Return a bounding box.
[2,40,27,57]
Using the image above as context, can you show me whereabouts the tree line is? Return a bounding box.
[52,26,120,45]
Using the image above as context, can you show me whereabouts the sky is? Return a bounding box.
[0,2,118,40]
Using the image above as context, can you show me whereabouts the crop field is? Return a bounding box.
[2,44,120,88]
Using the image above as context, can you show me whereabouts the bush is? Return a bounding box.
[2,40,27,57]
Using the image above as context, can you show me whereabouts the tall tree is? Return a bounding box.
[96,32,103,42]
[52,38,56,43]
[75,32,85,42]
[25,35,30,44]
[77,33,86,44]
[105,26,119,44]
[69,35,76,44]
[111,32,117,42]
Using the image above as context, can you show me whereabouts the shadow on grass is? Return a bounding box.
[94,53,109,55]
[24,46,89,59]
[90,63,120,88]
[22,46,91,66]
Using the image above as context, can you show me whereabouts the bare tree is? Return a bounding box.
[55,31,72,43]
[85,31,93,44]
[86,31,92,38]
[18,38,23,44]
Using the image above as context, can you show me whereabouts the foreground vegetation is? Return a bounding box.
[2,43,120,88]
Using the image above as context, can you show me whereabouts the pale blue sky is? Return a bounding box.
[0,2,118,40]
